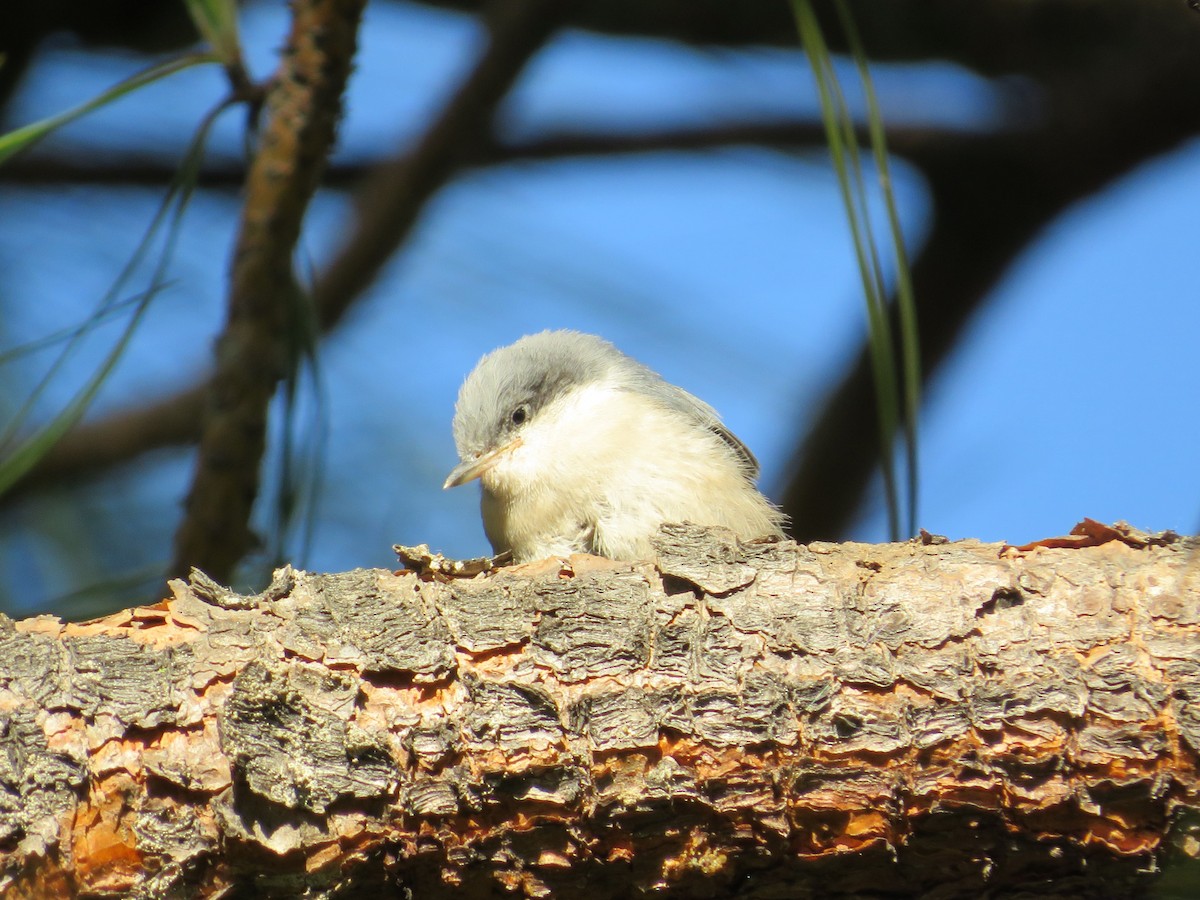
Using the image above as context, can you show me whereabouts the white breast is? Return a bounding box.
[478,380,783,562]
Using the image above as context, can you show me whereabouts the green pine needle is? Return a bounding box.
[791,0,921,540]
[0,53,217,168]
[0,100,231,497]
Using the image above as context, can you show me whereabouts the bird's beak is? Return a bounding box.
[443,437,522,489]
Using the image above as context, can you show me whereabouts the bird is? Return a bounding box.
[444,330,785,563]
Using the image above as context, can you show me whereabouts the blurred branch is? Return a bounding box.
[170,0,367,580]
[308,0,567,333]
[411,0,1196,78]
[781,41,1200,539]
[483,121,875,162]
[2,388,204,500]
[0,120,955,187]
[0,120,905,186]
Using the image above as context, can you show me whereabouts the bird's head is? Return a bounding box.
[444,330,625,494]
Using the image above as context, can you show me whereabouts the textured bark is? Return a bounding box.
[1,525,1198,898]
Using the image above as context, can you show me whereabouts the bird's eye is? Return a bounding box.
[511,406,528,426]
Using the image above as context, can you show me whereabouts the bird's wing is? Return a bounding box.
[634,376,761,479]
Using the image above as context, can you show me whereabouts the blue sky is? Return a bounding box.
[2,1,1197,613]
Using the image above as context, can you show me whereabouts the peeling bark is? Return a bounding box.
[1,525,1198,897]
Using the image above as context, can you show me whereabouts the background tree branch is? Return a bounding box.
[170,0,368,579]
[309,0,566,334]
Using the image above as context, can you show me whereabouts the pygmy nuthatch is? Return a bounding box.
[444,330,785,562]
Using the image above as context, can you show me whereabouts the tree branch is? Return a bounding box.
[170,0,367,580]
[1,524,1196,896]
[0,387,205,501]
[308,0,566,333]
